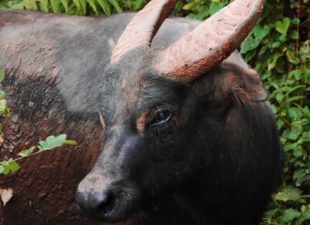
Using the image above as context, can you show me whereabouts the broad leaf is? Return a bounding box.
[38,134,67,151]
[275,17,290,35]
[281,209,301,223]
[275,187,302,202]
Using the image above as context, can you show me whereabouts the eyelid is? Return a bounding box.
[153,104,176,113]
[149,111,172,128]
[154,108,169,114]
[147,110,175,130]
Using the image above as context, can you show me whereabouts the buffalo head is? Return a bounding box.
[75,0,267,223]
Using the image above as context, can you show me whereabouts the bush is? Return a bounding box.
[0,0,309,224]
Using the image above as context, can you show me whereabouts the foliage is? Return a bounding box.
[0,134,77,175]
[0,69,9,123]
[0,0,309,224]
[179,2,310,224]
[0,0,130,15]
[239,1,309,224]
[0,69,77,175]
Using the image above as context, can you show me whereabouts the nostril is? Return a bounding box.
[97,191,115,214]
[75,190,115,217]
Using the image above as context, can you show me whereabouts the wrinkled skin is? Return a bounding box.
[0,10,283,225]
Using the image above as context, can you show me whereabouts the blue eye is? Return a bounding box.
[149,110,172,128]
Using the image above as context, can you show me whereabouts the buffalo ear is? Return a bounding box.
[225,66,268,105]
[190,63,267,107]
[237,69,268,103]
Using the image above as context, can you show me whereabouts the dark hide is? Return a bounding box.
[0,10,283,225]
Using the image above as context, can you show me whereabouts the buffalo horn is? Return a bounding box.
[155,0,265,81]
[111,0,177,64]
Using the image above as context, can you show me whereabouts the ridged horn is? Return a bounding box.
[111,0,177,64]
[155,0,265,81]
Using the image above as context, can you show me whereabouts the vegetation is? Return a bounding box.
[0,0,309,224]
[0,69,77,176]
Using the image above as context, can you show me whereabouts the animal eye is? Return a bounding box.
[148,110,172,128]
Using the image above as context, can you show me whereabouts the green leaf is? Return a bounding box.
[241,25,271,54]
[108,0,122,13]
[286,124,303,141]
[60,0,69,13]
[275,92,284,103]
[0,165,4,174]
[291,18,300,24]
[208,3,223,15]
[0,162,9,175]
[243,49,256,62]
[301,208,310,222]
[293,169,308,187]
[39,0,48,12]
[0,68,5,83]
[80,0,87,14]
[38,134,67,151]
[301,130,310,142]
[72,0,81,11]
[87,0,98,15]
[290,30,299,40]
[292,145,303,158]
[275,17,291,35]
[23,0,38,10]
[271,42,281,48]
[132,0,144,11]
[97,0,111,15]
[0,159,20,174]
[287,107,302,120]
[289,69,302,80]
[0,99,8,113]
[51,0,60,13]
[62,140,78,145]
[241,35,260,54]
[268,54,281,71]
[17,146,36,157]
[8,160,20,173]
[279,34,286,42]
[286,49,300,64]
[277,118,284,129]
[37,134,76,151]
[254,25,271,40]
[281,209,301,223]
[275,187,302,202]
[0,90,4,98]
[183,2,197,10]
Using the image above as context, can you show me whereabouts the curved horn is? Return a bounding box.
[111,0,177,64]
[155,0,265,81]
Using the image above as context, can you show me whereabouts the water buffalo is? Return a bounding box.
[0,0,283,224]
